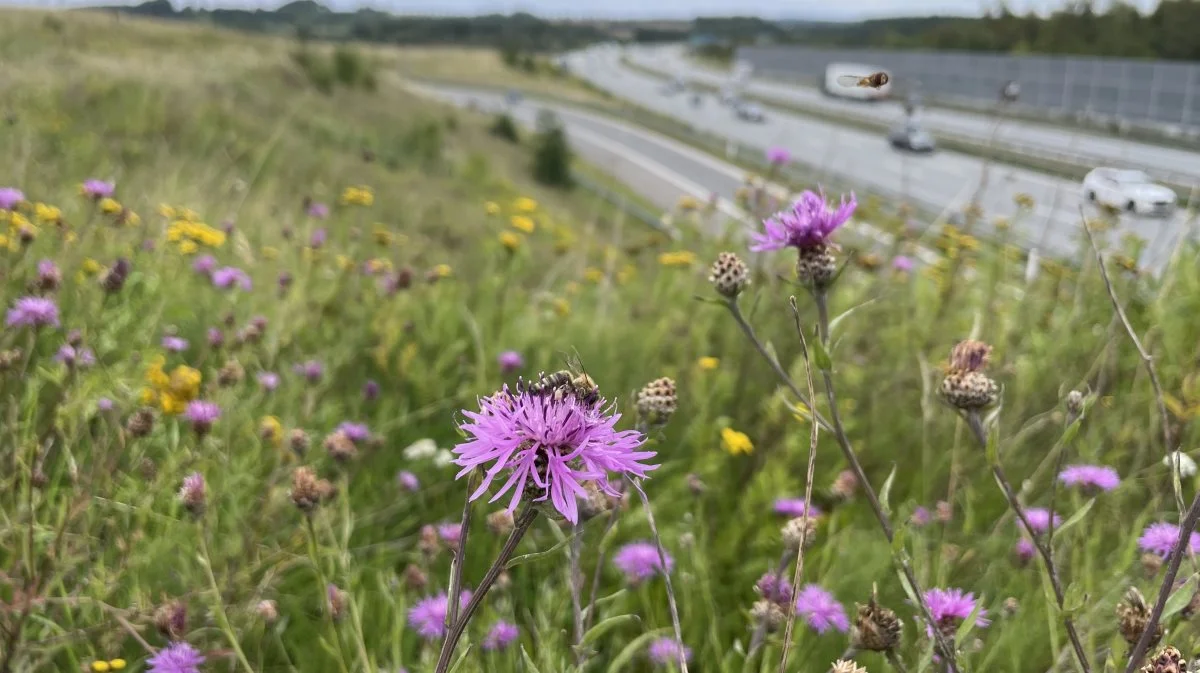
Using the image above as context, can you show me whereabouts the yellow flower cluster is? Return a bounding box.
[365,258,393,274]
[485,201,501,216]
[167,219,226,255]
[90,659,126,672]
[676,195,700,212]
[658,251,696,267]
[721,427,753,455]
[141,355,202,415]
[34,202,62,225]
[498,231,521,251]
[513,197,538,213]
[98,198,122,215]
[340,186,374,207]
[260,416,284,448]
[509,215,535,234]
[432,264,452,278]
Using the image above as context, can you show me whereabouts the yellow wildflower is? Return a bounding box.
[140,388,157,405]
[178,240,199,255]
[510,215,535,234]
[121,210,141,226]
[0,234,9,250]
[366,258,392,274]
[584,267,605,283]
[8,211,32,231]
[433,264,452,278]
[178,207,201,222]
[262,246,279,260]
[513,197,538,213]
[485,201,501,216]
[697,357,719,371]
[553,298,570,317]
[157,204,176,218]
[81,259,103,276]
[373,226,394,246]
[499,231,521,251]
[340,186,374,207]
[91,661,111,673]
[167,365,202,400]
[109,660,126,671]
[793,401,812,422]
[34,203,62,224]
[98,198,122,215]
[617,264,636,285]
[260,416,284,448]
[144,355,170,389]
[721,427,754,455]
[677,195,699,212]
[336,255,354,270]
[658,251,696,267]
[160,393,187,416]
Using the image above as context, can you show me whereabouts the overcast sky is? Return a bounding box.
[6,0,1164,21]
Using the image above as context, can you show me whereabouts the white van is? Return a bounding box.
[824,62,892,101]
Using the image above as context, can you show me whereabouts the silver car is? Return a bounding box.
[888,122,936,153]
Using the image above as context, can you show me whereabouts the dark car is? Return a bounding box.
[888,122,936,153]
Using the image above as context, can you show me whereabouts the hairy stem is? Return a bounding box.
[777,297,821,673]
[434,506,539,673]
[964,413,1091,673]
[627,476,689,673]
[445,474,477,631]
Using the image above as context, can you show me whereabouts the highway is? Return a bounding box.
[562,45,1191,271]
[624,44,1200,187]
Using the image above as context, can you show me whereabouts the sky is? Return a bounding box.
[7,0,1164,21]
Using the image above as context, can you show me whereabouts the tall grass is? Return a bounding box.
[2,8,1200,673]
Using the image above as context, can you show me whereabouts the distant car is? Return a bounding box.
[735,102,765,123]
[888,122,936,153]
[505,90,523,106]
[690,92,703,107]
[1082,167,1177,217]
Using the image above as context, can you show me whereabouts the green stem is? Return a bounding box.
[198,528,256,673]
[305,517,352,673]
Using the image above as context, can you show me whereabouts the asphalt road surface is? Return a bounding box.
[624,44,1200,187]
[564,45,1192,272]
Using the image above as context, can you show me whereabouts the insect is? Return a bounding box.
[521,354,600,406]
[836,72,890,89]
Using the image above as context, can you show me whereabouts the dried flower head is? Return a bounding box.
[636,377,678,427]
[830,469,858,501]
[1139,646,1187,673]
[708,251,750,299]
[153,600,187,641]
[487,509,515,536]
[852,588,902,652]
[940,340,999,410]
[403,563,428,591]
[289,428,310,455]
[782,515,819,552]
[327,584,346,621]
[290,466,324,514]
[750,599,787,633]
[831,660,868,673]
[324,431,357,462]
[256,599,279,624]
[1118,586,1164,648]
[217,359,244,386]
[126,408,155,437]
[1065,389,1085,418]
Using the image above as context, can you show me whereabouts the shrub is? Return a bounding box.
[530,110,572,188]
[489,113,519,143]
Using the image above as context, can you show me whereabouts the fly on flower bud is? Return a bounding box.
[708,252,750,299]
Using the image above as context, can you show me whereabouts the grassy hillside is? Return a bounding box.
[2,8,1199,673]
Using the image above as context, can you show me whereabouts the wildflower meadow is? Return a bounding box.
[3,8,1200,673]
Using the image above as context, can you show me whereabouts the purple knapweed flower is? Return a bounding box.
[766,146,791,165]
[612,541,672,584]
[6,296,60,329]
[482,620,519,651]
[1138,522,1200,558]
[497,350,524,374]
[294,360,323,383]
[647,637,692,667]
[911,506,931,526]
[256,371,280,391]
[184,401,221,435]
[363,379,380,401]
[407,591,473,640]
[755,572,794,604]
[37,259,61,289]
[397,471,419,491]
[81,179,115,200]
[1014,538,1036,563]
[751,189,857,252]
[436,523,462,545]
[892,255,914,272]
[773,498,822,518]
[452,385,655,524]
[211,266,252,291]
[97,398,115,412]
[192,254,216,276]
[310,227,327,248]
[307,203,329,219]
[1058,464,1120,492]
[207,328,224,348]
[794,584,849,634]
[146,641,206,673]
[0,187,25,210]
[336,422,370,444]
[1018,508,1062,536]
[55,344,96,368]
[924,587,990,637]
[162,336,189,353]
[221,218,235,234]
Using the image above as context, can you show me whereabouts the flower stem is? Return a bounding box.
[746,551,791,659]
[627,476,689,673]
[964,412,1091,673]
[582,506,621,635]
[569,525,586,666]
[811,290,960,673]
[434,506,539,673]
[305,517,352,673]
[886,650,910,673]
[445,473,477,631]
[1124,492,1200,673]
[198,528,256,673]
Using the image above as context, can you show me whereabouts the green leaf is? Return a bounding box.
[1162,574,1198,620]
[581,614,639,647]
[606,628,670,673]
[954,592,986,644]
[448,645,475,673]
[520,645,543,673]
[1053,499,1095,537]
[828,298,878,340]
[879,464,898,516]
[1062,582,1087,617]
[809,335,833,372]
[985,424,1000,465]
[581,589,628,621]
[507,534,574,569]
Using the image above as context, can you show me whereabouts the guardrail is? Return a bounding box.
[622,53,1198,197]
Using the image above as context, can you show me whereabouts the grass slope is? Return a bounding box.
[1,8,1199,673]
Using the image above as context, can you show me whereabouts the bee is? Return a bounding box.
[836,72,890,89]
[520,355,600,406]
